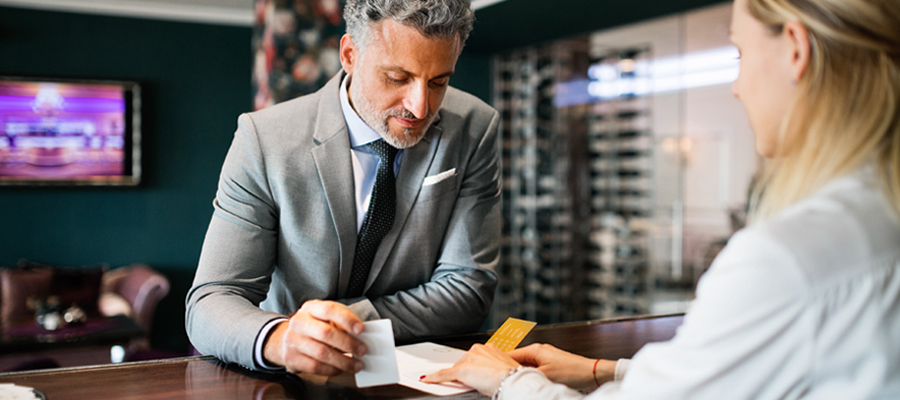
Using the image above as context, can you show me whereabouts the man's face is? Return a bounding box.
[340,19,461,148]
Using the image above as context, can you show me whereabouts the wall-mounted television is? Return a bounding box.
[0,77,141,186]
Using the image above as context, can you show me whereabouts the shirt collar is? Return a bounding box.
[340,74,383,148]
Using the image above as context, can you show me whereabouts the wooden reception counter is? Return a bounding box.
[0,314,683,399]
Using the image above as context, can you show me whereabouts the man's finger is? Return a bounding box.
[291,309,366,357]
[282,352,342,376]
[301,300,364,334]
[289,334,363,373]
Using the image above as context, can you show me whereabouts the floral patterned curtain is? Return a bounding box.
[252,0,345,110]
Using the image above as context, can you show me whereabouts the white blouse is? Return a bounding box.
[501,167,900,399]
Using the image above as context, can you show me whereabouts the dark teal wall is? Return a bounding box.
[453,52,491,103]
[0,0,727,353]
[0,4,485,355]
[0,6,252,352]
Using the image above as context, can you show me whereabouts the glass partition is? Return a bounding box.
[488,2,757,328]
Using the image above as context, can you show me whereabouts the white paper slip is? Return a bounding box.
[396,342,475,396]
[0,383,45,400]
[351,319,400,388]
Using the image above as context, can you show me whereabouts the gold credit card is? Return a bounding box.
[486,318,537,351]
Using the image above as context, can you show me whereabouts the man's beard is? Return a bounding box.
[350,83,435,149]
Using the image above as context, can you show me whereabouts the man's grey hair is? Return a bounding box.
[344,0,474,49]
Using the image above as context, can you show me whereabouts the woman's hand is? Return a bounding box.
[509,343,616,391]
[420,343,521,396]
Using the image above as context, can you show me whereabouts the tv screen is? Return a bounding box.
[0,77,140,186]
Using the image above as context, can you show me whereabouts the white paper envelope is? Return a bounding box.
[396,342,475,396]
[351,319,400,388]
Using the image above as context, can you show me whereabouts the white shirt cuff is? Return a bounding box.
[614,358,631,382]
[254,317,289,371]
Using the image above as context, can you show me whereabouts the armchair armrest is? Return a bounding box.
[101,264,170,335]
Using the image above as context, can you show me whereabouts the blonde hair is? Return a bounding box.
[746,0,900,221]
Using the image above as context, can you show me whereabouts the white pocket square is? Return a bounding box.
[423,168,456,186]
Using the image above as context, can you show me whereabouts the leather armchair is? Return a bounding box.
[100,264,170,336]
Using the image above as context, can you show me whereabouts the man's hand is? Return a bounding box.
[263,300,367,376]
[509,343,615,390]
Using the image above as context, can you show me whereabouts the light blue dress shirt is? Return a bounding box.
[339,74,404,232]
[253,74,405,370]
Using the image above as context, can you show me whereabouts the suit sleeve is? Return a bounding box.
[185,113,286,371]
[363,109,502,339]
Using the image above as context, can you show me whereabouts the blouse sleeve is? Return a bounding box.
[595,228,813,399]
[503,228,815,399]
[500,368,586,400]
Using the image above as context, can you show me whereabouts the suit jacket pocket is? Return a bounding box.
[418,175,459,203]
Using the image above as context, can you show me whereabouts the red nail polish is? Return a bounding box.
[419,375,426,380]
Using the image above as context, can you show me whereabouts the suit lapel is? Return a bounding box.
[310,72,358,297]
[312,71,448,296]
[363,118,444,292]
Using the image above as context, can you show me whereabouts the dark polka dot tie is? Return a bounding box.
[347,140,399,298]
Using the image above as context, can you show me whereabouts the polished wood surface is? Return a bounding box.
[0,315,683,399]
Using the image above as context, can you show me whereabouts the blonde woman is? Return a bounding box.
[422,0,900,398]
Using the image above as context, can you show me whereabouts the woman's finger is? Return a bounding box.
[508,343,542,365]
[420,366,458,383]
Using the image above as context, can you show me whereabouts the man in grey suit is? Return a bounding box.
[186,0,500,376]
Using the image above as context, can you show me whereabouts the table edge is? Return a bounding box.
[0,355,217,378]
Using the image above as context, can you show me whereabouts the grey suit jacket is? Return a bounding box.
[185,72,501,371]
